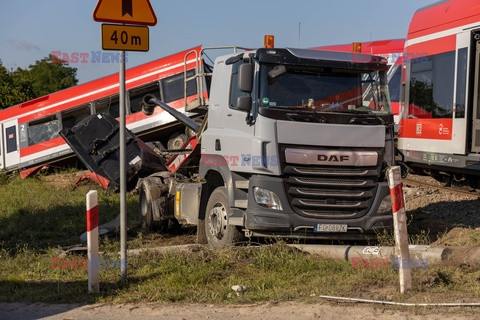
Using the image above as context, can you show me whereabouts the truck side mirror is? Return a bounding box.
[238,63,253,93]
[237,96,252,112]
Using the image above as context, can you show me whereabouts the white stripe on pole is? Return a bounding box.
[387,166,412,294]
[87,190,99,293]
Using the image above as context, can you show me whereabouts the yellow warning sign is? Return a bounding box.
[102,24,149,51]
[93,0,157,26]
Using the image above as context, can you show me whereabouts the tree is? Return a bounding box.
[0,55,78,109]
[0,60,21,108]
[25,54,78,98]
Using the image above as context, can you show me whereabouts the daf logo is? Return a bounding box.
[285,148,378,167]
[317,154,349,162]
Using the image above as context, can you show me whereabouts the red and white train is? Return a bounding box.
[0,46,204,175]
[397,0,480,184]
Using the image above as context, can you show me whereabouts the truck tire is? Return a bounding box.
[205,186,243,249]
[138,186,168,232]
[139,188,153,230]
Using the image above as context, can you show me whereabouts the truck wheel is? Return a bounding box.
[139,188,153,230]
[205,187,243,249]
[138,187,168,232]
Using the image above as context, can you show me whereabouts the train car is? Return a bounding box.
[313,39,405,125]
[397,0,480,185]
[0,46,205,174]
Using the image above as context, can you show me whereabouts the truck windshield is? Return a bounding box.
[258,64,391,114]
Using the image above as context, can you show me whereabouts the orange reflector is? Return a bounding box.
[264,35,275,48]
[352,42,362,53]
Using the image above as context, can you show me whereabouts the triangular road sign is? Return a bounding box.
[93,0,157,26]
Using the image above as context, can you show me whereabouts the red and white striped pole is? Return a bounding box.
[86,190,99,293]
[387,166,412,293]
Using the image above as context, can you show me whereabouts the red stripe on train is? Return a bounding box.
[398,118,452,140]
[406,35,456,57]
[20,136,65,157]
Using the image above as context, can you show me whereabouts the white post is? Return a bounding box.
[87,190,99,293]
[387,166,412,293]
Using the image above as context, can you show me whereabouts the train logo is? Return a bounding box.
[416,123,422,135]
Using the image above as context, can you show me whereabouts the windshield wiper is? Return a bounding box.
[349,113,386,126]
[286,113,326,123]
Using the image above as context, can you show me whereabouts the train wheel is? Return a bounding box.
[167,133,188,150]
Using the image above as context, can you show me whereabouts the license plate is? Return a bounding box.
[314,224,348,233]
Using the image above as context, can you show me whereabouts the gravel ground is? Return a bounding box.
[0,301,477,320]
[403,174,480,243]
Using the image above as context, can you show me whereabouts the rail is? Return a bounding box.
[402,177,480,200]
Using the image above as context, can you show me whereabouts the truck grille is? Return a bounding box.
[284,165,379,218]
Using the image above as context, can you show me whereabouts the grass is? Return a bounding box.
[1,171,480,305]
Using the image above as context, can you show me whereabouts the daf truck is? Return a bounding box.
[61,38,396,248]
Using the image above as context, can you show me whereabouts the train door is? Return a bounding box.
[3,119,20,169]
[471,32,480,152]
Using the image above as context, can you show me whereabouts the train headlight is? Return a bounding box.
[253,187,282,210]
[377,195,392,214]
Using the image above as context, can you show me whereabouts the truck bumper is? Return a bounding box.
[243,175,392,239]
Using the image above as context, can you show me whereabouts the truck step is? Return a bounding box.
[234,200,248,208]
[235,180,249,189]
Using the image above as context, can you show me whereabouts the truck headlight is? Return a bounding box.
[377,195,392,214]
[253,187,283,210]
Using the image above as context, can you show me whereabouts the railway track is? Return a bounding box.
[402,177,480,200]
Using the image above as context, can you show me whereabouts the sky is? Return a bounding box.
[0,0,434,84]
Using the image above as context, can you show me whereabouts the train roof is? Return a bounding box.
[408,0,480,40]
[312,39,405,56]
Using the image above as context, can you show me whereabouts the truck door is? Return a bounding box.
[221,60,254,172]
[471,34,480,152]
[3,119,20,169]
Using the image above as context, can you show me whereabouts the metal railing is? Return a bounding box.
[183,46,252,109]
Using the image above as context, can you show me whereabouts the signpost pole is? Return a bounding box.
[119,49,127,281]
[93,0,157,283]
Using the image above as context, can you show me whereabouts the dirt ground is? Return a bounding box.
[0,301,477,320]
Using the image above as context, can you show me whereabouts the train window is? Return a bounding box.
[129,83,160,114]
[27,116,60,146]
[161,69,196,103]
[409,51,455,118]
[389,67,401,102]
[62,104,91,130]
[95,96,120,119]
[455,48,468,118]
